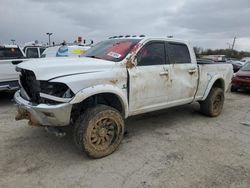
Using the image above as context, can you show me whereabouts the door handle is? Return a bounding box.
[159,71,169,76]
[188,69,196,74]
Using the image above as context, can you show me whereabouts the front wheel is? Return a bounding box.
[73,105,124,158]
[200,87,224,117]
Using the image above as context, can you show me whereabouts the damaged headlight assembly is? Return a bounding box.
[39,81,74,103]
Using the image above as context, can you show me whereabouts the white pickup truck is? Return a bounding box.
[0,45,27,91]
[14,37,233,158]
[0,45,47,91]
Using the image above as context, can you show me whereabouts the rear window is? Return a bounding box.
[82,39,141,62]
[26,48,39,58]
[168,43,191,64]
[0,47,24,59]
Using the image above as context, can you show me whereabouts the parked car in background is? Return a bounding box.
[201,56,243,73]
[240,57,250,63]
[15,36,233,158]
[202,55,227,62]
[231,61,250,92]
[23,46,46,58]
[41,44,91,58]
[226,60,243,73]
[197,58,214,64]
[0,45,27,91]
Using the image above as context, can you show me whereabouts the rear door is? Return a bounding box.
[128,41,172,115]
[166,42,198,103]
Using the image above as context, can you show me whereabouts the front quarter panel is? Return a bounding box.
[70,84,129,118]
[51,68,129,118]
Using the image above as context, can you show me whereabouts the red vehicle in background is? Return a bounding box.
[231,61,250,92]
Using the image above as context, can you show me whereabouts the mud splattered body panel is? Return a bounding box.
[15,37,233,126]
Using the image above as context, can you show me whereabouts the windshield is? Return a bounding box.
[82,39,141,62]
[241,62,250,71]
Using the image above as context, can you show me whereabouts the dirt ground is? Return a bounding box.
[0,91,250,188]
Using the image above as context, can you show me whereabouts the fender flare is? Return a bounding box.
[69,84,129,118]
[201,74,225,101]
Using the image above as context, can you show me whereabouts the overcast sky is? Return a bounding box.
[1,0,250,51]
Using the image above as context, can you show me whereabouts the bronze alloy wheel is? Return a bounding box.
[88,117,120,151]
[73,105,124,158]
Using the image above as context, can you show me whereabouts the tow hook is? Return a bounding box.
[45,126,66,137]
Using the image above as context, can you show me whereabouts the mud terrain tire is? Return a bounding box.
[73,105,124,158]
[200,87,224,117]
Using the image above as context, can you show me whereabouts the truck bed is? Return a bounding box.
[195,62,233,100]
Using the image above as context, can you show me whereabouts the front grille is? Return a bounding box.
[20,69,41,103]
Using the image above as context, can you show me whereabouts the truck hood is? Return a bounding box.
[17,57,118,80]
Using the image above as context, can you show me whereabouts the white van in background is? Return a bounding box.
[41,45,91,58]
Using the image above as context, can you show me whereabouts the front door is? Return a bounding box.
[128,41,171,115]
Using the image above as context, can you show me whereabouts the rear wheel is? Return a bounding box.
[200,87,224,117]
[73,105,124,158]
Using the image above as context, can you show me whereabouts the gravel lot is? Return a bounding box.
[0,91,250,188]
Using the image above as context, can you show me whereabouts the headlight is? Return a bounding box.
[40,81,74,98]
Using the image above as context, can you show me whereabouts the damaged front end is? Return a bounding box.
[15,69,73,127]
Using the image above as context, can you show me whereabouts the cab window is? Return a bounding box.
[168,43,191,64]
[137,42,166,66]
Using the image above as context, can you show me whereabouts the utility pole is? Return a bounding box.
[46,32,53,46]
[231,36,236,51]
[231,36,236,57]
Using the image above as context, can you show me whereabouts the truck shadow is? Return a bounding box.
[3,103,201,166]
[231,90,250,95]
[125,103,201,139]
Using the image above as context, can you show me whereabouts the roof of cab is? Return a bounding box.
[107,35,189,44]
[0,44,19,48]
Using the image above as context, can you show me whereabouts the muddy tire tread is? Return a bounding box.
[200,87,224,117]
[73,104,124,158]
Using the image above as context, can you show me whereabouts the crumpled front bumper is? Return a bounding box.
[14,91,72,126]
